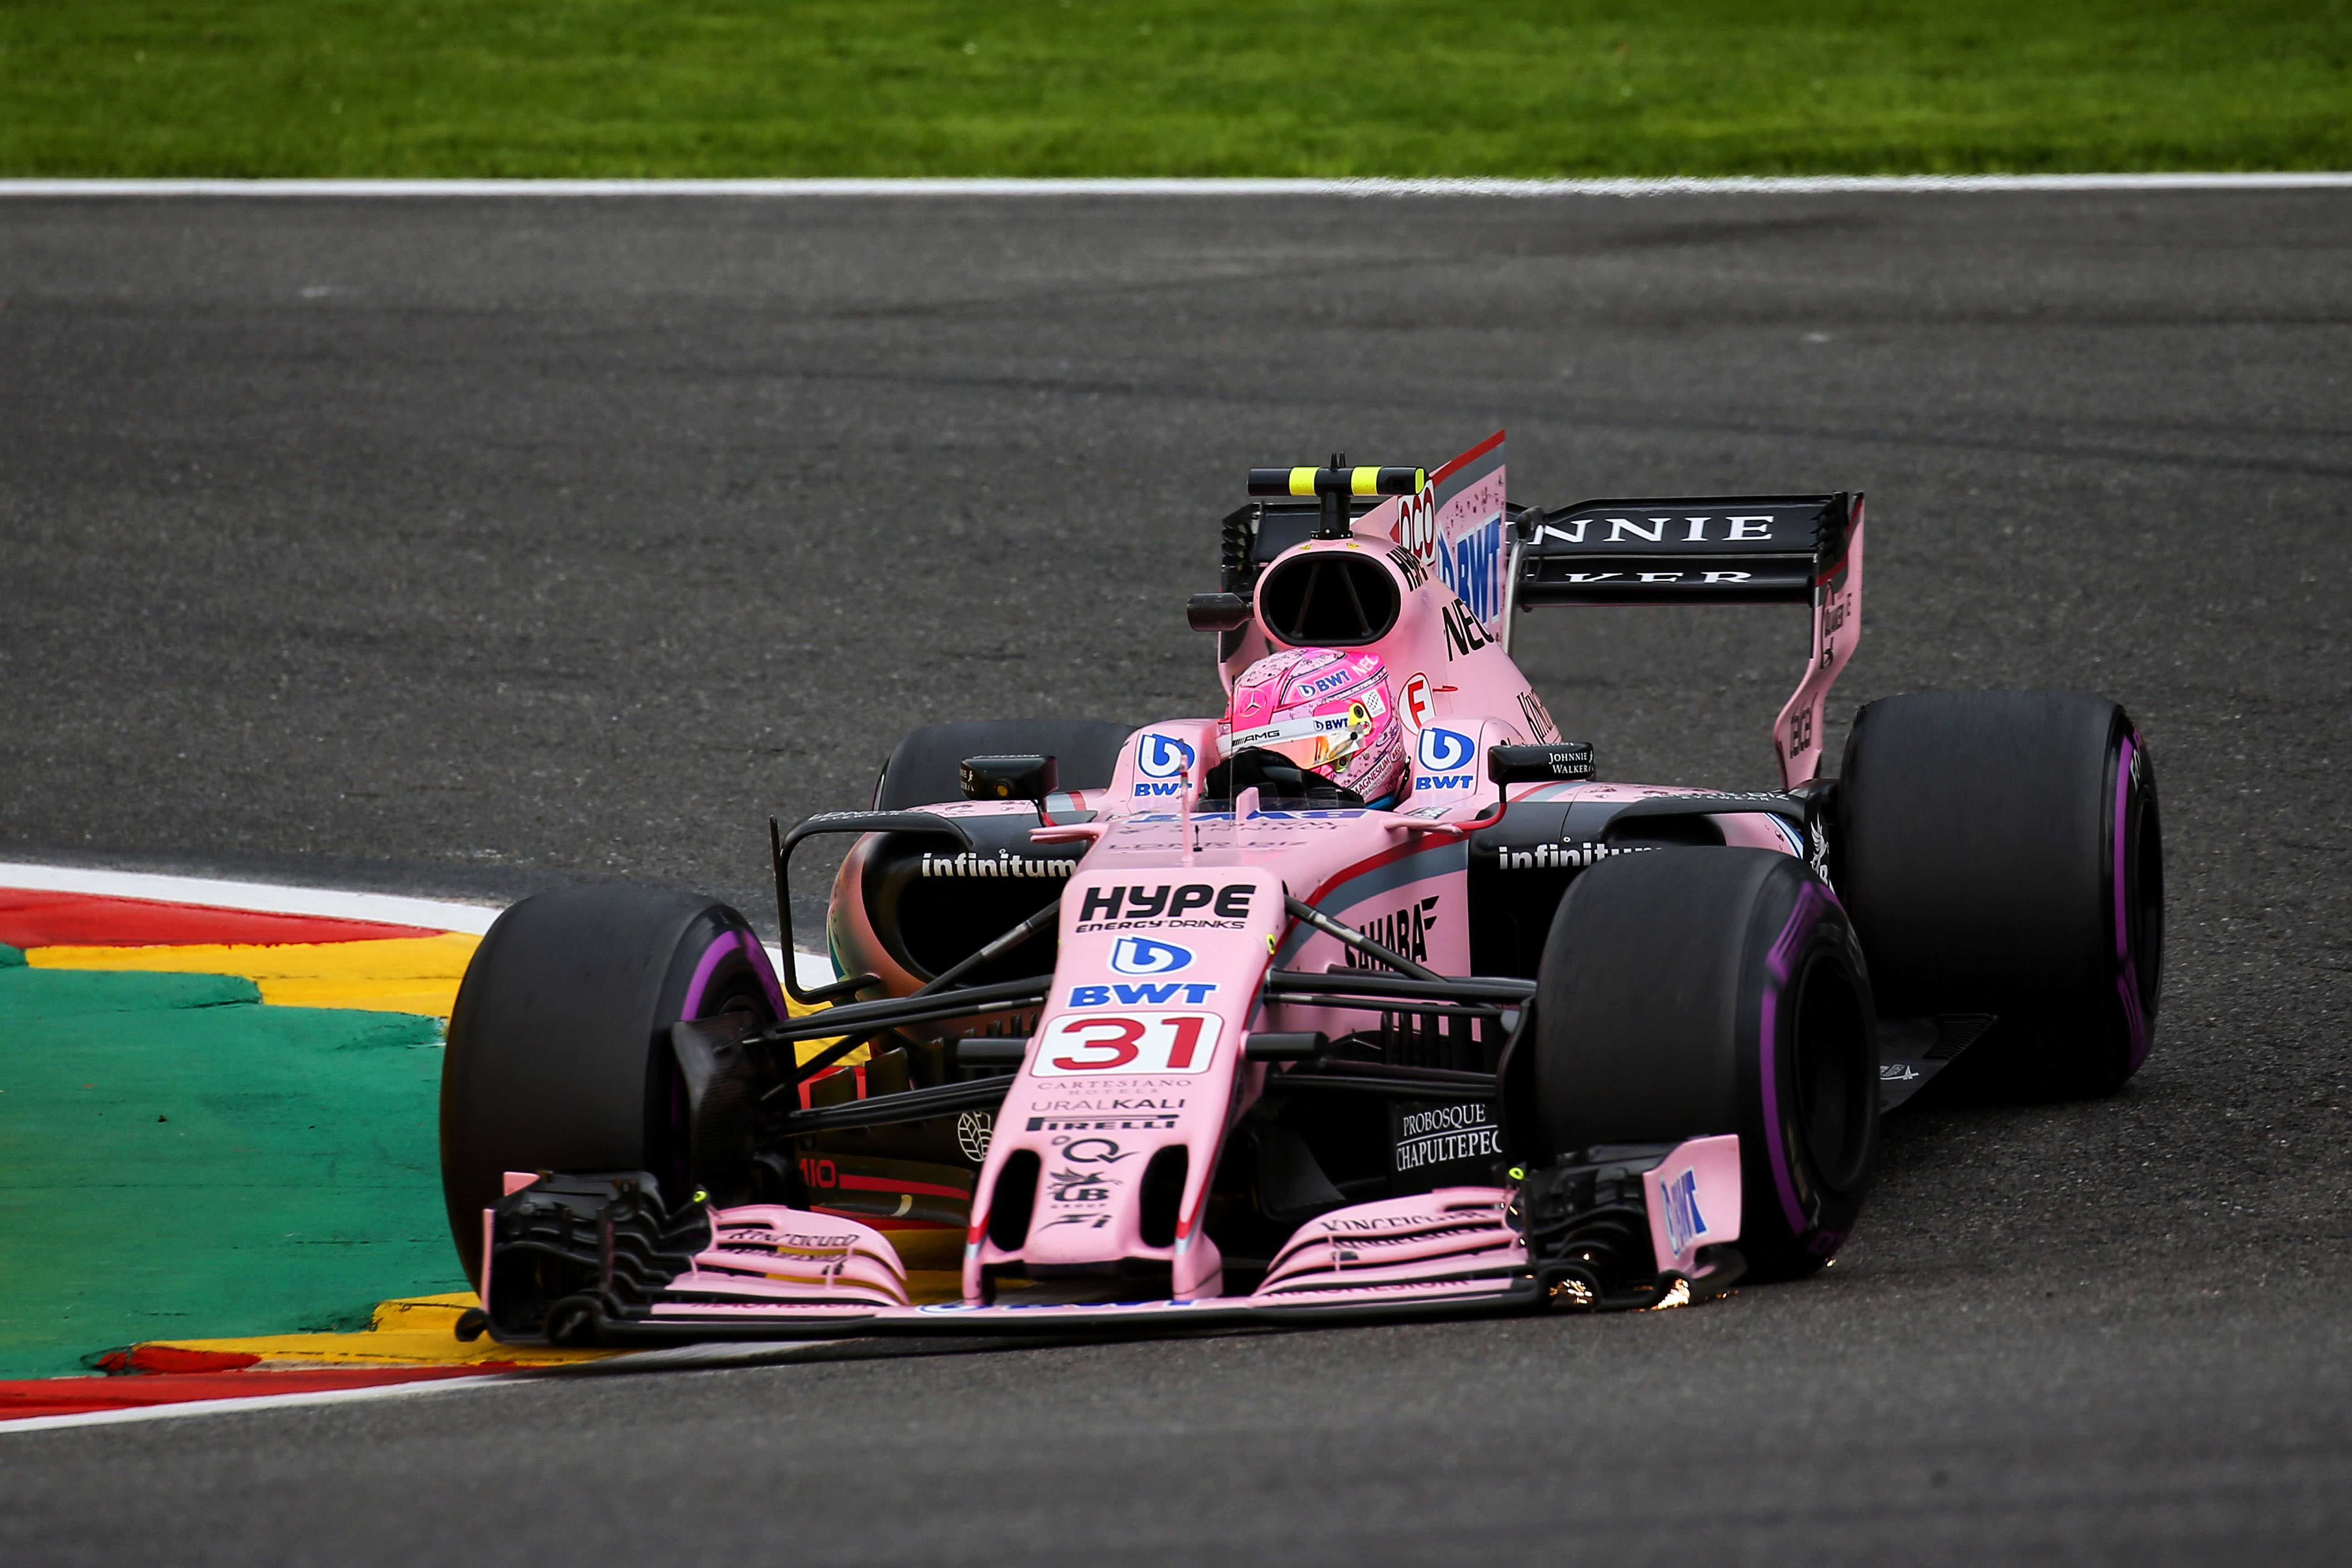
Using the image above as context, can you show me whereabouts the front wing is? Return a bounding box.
[470,1136,1745,1345]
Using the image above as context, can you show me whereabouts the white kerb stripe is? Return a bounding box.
[0,861,506,933]
[0,1372,532,1436]
[0,860,837,986]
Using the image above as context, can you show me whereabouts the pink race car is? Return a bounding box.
[443,432,2163,1344]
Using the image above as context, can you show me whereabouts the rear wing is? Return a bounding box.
[1513,492,1865,788]
[1517,494,1854,607]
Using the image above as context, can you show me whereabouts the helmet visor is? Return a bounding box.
[1221,699,1376,777]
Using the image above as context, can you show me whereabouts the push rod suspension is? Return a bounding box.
[1282,896,1444,983]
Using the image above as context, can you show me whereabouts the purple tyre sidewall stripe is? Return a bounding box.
[2114,732,2152,1072]
[681,926,789,1021]
[1759,877,1838,1240]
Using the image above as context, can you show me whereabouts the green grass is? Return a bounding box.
[0,953,462,1379]
[0,1,2344,177]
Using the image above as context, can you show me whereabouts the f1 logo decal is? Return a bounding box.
[1400,671,1434,732]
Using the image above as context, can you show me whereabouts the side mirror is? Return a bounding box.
[1186,592,1251,632]
[1488,743,1595,784]
[960,754,1058,803]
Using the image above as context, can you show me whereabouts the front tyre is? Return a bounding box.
[439,888,779,1287]
[1530,848,1878,1282]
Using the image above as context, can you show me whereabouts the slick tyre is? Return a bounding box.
[1836,691,2162,1099]
[872,719,1135,811]
[439,888,778,1287]
[1530,848,1877,1282]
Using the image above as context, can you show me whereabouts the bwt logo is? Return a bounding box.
[1417,727,1475,773]
[1110,937,1193,975]
[1438,515,1503,624]
[1137,735,1196,780]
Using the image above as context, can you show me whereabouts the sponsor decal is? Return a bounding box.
[1028,1096,1186,1112]
[1386,545,1429,591]
[1051,1136,1136,1163]
[1818,589,1852,669]
[1319,1213,1437,1233]
[1341,894,1439,969]
[1400,671,1435,731]
[1025,1115,1181,1132]
[1787,701,1816,759]
[1110,936,1193,976]
[1076,883,1255,931]
[919,850,1075,879]
[1534,515,1779,546]
[1413,723,1480,793]
[1416,727,1475,774]
[1069,981,1219,1007]
[1393,1102,1503,1172]
[1137,734,1195,779]
[1489,842,1651,871]
[1393,486,1440,568]
[1516,689,1558,743]
[1135,734,1197,797]
[1441,600,1492,660]
[1032,1012,1225,1077]
[1548,569,1760,587]
[956,1110,995,1163]
[1046,1167,1119,1204]
[1437,514,1504,624]
[1661,1166,1709,1257]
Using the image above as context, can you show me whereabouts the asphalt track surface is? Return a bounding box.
[3,189,2349,1564]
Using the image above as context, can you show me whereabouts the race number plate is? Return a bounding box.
[1031,1012,1225,1077]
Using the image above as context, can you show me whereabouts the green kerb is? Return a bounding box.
[0,965,465,1379]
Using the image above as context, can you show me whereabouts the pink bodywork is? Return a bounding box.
[484,433,1867,1332]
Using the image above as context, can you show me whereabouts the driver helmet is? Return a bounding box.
[1220,647,1407,807]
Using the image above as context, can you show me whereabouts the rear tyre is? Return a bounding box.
[872,719,1135,811]
[1836,691,2161,1099]
[439,888,779,1287]
[1530,848,1878,1282]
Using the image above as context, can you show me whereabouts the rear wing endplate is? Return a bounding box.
[1513,493,1865,788]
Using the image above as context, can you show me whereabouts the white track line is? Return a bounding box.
[0,174,2346,199]
[0,1371,533,1436]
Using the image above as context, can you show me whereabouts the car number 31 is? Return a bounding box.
[1033,1012,1225,1077]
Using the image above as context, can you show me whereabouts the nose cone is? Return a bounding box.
[963,866,1285,1303]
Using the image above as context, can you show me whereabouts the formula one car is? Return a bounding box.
[442,432,2163,1345]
